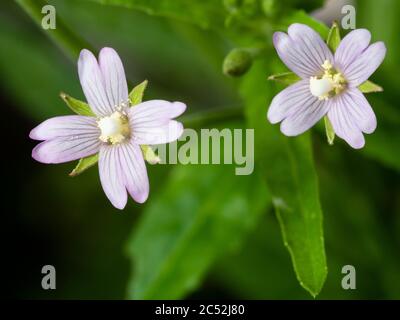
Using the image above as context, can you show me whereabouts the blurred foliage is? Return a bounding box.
[126,160,269,299]
[3,0,400,299]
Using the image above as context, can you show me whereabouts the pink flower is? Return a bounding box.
[30,48,186,209]
[268,24,386,149]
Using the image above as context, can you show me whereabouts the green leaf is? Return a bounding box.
[213,215,310,299]
[126,164,269,299]
[129,80,148,106]
[242,59,327,297]
[268,72,300,85]
[326,21,341,52]
[69,154,99,177]
[324,116,335,145]
[358,80,384,93]
[82,0,227,30]
[60,92,95,117]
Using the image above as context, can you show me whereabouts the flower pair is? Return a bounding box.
[30,24,386,209]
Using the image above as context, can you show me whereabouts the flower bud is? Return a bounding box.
[223,48,253,77]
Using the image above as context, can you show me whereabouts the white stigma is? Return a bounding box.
[98,111,130,144]
[310,77,334,98]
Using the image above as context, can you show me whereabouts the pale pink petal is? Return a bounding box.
[29,115,99,141]
[267,79,329,136]
[98,145,128,209]
[339,88,377,134]
[118,142,149,204]
[98,47,129,108]
[273,23,333,78]
[98,143,149,208]
[129,100,186,145]
[343,42,386,87]
[132,121,184,145]
[32,133,101,164]
[267,79,313,124]
[327,93,367,149]
[334,29,371,72]
[78,49,114,116]
[280,97,329,136]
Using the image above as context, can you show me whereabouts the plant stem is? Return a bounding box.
[15,0,93,61]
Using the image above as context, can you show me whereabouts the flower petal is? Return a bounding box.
[267,79,329,136]
[327,92,367,149]
[98,145,128,209]
[98,142,149,208]
[129,100,186,144]
[98,47,129,108]
[267,79,312,124]
[343,42,386,87]
[32,133,101,164]
[29,115,99,141]
[132,121,184,145]
[78,49,113,116]
[280,97,329,136]
[273,23,333,78]
[339,88,377,134]
[119,142,149,203]
[334,29,371,72]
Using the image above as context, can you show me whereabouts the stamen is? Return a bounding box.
[98,111,131,144]
[310,60,347,100]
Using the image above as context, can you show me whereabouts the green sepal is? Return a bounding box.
[358,80,384,93]
[129,80,148,106]
[326,21,341,52]
[60,92,95,117]
[140,145,161,164]
[267,72,300,85]
[69,154,99,177]
[321,22,341,144]
[324,116,335,145]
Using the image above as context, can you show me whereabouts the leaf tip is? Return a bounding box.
[300,276,326,298]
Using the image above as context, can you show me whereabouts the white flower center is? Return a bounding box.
[97,111,130,144]
[309,60,347,100]
[310,78,333,97]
